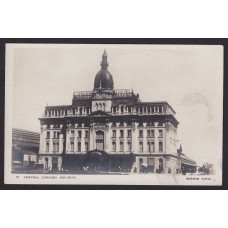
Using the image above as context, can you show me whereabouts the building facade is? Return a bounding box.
[38,51,195,173]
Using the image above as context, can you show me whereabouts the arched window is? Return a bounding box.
[56,142,59,152]
[96,131,104,150]
[127,141,132,151]
[112,141,116,151]
[70,141,74,151]
[121,106,124,113]
[46,142,49,152]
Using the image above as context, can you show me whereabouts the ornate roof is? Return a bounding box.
[94,50,114,90]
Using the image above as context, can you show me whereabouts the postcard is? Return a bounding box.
[4,43,223,185]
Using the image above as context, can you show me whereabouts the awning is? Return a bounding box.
[141,163,147,167]
[181,162,198,167]
[13,161,22,164]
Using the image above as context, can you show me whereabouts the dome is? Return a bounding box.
[93,50,114,90]
[94,69,114,90]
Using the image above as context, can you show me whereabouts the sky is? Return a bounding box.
[9,44,223,166]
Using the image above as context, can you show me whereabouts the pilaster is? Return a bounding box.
[132,122,139,153]
[116,122,120,152]
[81,124,85,152]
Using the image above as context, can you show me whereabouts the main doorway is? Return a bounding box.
[96,130,104,151]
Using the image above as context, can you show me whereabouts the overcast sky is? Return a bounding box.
[10,44,223,165]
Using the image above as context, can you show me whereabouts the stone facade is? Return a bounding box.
[38,51,192,174]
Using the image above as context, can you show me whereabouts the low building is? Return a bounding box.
[12,128,40,172]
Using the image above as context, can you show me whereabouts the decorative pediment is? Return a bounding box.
[89,110,111,117]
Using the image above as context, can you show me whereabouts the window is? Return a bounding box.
[96,132,104,140]
[85,130,89,138]
[120,142,124,151]
[147,130,154,137]
[159,142,163,152]
[159,130,163,137]
[147,142,155,152]
[70,141,74,151]
[57,132,60,139]
[139,142,143,152]
[53,142,59,152]
[147,142,151,152]
[151,142,155,152]
[147,130,150,137]
[121,106,124,113]
[46,131,50,139]
[112,141,116,151]
[56,142,59,152]
[46,142,49,152]
[71,131,75,137]
[85,142,89,151]
[78,131,81,138]
[78,142,81,152]
[127,130,132,137]
[54,131,57,138]
[139,130,143,138]
[120,130,124,138]
[112,130,116,137]
[127,141,132,151]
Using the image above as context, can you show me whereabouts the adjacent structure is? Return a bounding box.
[38,51,196,173]
[12,128,40,172]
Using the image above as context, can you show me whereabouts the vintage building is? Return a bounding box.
[38,50,196,173]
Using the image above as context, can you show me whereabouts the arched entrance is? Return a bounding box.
[96,130,104,151]
[85,150,109,172]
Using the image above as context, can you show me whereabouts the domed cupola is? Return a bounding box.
[94,50,114,90]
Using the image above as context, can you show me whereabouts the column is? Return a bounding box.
[132,122,138,153]
[81,124,85,152]
[165,123,171,154]
[105,123,112,152]
[116,123,120,152]
[90,124,94,151]
[66,128,70,153]
[59,133,63,153]
[49,126,54,153]
[143,122,147,153]
[39,125,45,153]
[74,125,77,152]
[123,122,127,152]
[154,122,159,153]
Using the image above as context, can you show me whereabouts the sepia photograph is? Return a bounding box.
[4,43,223,185]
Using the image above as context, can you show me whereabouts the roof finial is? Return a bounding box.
[100,49,108,69]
